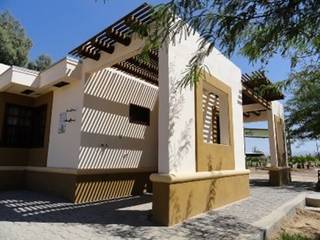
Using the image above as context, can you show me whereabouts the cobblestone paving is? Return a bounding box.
[0,180,314,240]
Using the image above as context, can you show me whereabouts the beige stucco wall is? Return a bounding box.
[47,77,84,169]
[45,65,159,171]
[79,68,158,170]
[158,29,244,174]
[151,170,250,225]
[158,42,197,174]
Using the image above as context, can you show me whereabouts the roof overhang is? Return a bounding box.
[39,57,81,88]
[0,66,39,91]
[0,57,81,97]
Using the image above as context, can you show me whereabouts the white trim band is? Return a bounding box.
[0,166,156,175]
[150,170,250,183]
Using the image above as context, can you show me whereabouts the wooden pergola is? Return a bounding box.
[69,4,283,111]
[69,3,159,85]
[242,71,284,118]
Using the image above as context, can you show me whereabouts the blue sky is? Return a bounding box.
[0,0,316,156]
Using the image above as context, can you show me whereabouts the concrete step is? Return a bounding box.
[305,206,320,212]
[306,193,320,208]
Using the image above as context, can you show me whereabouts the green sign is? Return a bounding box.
[244,128,269,138]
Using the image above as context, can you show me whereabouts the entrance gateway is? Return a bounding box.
[0,3,288,225]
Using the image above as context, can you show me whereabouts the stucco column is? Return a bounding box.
[157,43,197,174]
[267,101,290,186]
[267,101,289,168]
[267,109,278,167]
[153,32,249,226]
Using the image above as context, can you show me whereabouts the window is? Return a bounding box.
[202,85,229,145]
[129,104,150,126]
[32,105,47,147]
[2,104,47,148]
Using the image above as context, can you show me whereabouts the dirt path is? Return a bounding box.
[272,209,320,240]
[250,168,319,183]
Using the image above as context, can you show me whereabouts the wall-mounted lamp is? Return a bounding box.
[65,118,76,123]
[66,108,77,112]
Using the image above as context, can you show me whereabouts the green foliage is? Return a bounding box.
[289,155,320,168]
[27,54,52,71]
[101,0,320,141]
[278,232,311,240]
[246,156,267,168]
[143,0,320,87]
[142,0,320,142]
[285,67,320,141]
[0,11,32,66]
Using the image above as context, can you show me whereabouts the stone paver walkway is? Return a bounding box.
[0,179,315,240]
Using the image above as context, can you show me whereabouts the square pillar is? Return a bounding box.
[267,108,278,167]
[152,32,249,225]
[157,43,197,174]
[267,101,290,186]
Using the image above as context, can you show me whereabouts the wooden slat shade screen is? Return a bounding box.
[112,50,159,86]
[69,3,153,60]
[242,71,284,103]
[202,91,221,144]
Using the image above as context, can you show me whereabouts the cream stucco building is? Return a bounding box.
[0,3,289,225]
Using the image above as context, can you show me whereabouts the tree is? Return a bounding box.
[102,0,320,140]
[144,0,320,87]
[142,0,320,142]
[27,54,52,71]
[285,66,320,141]
[0,11,32,66]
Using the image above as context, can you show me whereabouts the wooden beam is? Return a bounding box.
[106,29,131,46]
[253,111,261,116]
[243,103,267,113]
[91,41,115,54]
[242,85,270,109]
[79,50,100,61]
[113,61,158,85]
[126,57,158,75]
[243,112,250,118]
[244,128,269,138]
[148,51,158,63]
[124,15,149,36]
[69,3,153,59]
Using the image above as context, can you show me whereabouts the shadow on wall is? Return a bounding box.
[168,156,222,224]
[168,74,193,172]
[74,178,135,203]
[206,157,222,210]
[79,68,159,169]
[74,172,152,203]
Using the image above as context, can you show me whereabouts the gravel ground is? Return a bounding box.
[0,171,317,240]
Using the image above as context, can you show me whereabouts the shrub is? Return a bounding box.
[289,155,320,168]
[278,232,311,240]
[245,156,267,168]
